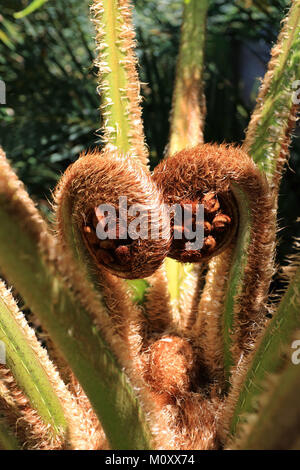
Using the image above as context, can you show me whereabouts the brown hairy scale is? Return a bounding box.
[139,333,222,449]
[55,149,171,279]
[152,143,242,263]
[143,335,194,401]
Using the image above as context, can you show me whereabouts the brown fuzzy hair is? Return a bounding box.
[153,143,267,263]
[153,143,276,370]
[55,149,171,279]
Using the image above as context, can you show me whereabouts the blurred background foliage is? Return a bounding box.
[0,0,299,264]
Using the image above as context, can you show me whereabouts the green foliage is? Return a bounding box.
[14,0,50,19]
[0,0,98,198]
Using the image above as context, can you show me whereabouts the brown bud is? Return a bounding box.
[212,214,231,231]
[98,240,116,250]
[201,192,220,214]
[115,245,131,266]
[144,336,194,397]
[204,221,212,234]
[83,225,98,245]
[203,235,217,252]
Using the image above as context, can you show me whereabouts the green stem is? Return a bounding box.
[91,0,148,165]
[222,185,252,379]
[222,0,300,400]
[0,289,67,436]
[168,0,208,154]
[243,0,300,187]
[229,265,300,436]
[0,209,151,449]
[92,0,151,294]
[14,0,49,19]
[0,418,20,450]
[237,359,300,449]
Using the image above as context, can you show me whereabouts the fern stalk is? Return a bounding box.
[168,0,208,155]
[165,0,209,314]
[202,0,300,385]
[0,149,152,449]
[225,261,300,445]
[91,0,148,166]
[243,0,300,189]
[0,282,68,438]
[0,418,20,450]
[234,354,300,449]
[216,0,300,420]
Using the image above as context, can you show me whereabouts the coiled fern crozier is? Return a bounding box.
[0,0,300,450]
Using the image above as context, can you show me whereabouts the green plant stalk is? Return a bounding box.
[0,183,152,450]
[222,185,251,380]
[92,0,150,296]
[168,0,208,155]
[0,292,67,435]
[0,418,20,450]
[237,359,300,449]
[127,279,150,305]
[164,258,187,306]
[224,0,300,436]
[92,0,148,165]
[243,0,300,186]
[95,0,130,150]
[229,265,300,436]
[165,0,209,307]
[215,2,299,385]
[0,29,14,49]
[164,258,194,316]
